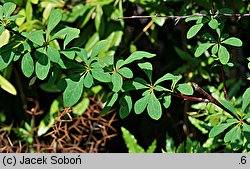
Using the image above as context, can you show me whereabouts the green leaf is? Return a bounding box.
[188,116,209,134]
[90,40,108,58]
[112,72,123,92]
[3,2,16,18]
[118,67,133,79]
[63,77,84,107]
[60,49,76,60]
[46,9,62,38]
[218,45,230,65]
[119,94,132,119]
[37,99,61,136]
[209,123,233,138]
[224,125,238,142]
[142,90,150,97]
[91,60,103,68]
[219,99,238,118]
[227,62,234,67]
[163,95,171,109]
[122,51,155,66]
[85,32,100,53]
[147,93,162,120]
[171,76,182,91]
[100,92,119,115]
[131,79,148,90]
[242,87,250,112]
[0,74,17,95]
[134,94,150,115]
[35,50,51,80]
[185,137,193,153]
[208,19,218,29]
[0,26,4,36]
[98,55,114,67]
[0,49,15,70]
[46,46,60,63]
[187,23,203,39]
[8,14,24,21]
[242,124,250,142]
[227,125,243,151]
[185,16,203,22]
[21,52,34,78]
[243,113,250,121]
[154,85,166,91]
[176,83,194,95]
[87,0,114,6]
[25,1,32,21]
[121,127,145,153]
[176,143,184,153]
[0,29,9,47]
[222,37,243,47]
[164,134,176,153]
[211,44,218,54]
[83,72,93,88]
[221,34,230,41]
[91,69,111,82]
[138,62,153,82]
[146,139,157,153]
[202,33,216,42]
[94,5,103,32]
[116,59,125,69]
[174,46,196,63]
[52,27,80,49]
[31,0,39,4]
[91,85,102,94]
[29,76,37,86]
[77,48,88,63]
[219,8,234,14]
[22,30,44,46]
[194,43,214,57]
[0,5,3,19]
[155,73,179,85]
[73,98,90,116]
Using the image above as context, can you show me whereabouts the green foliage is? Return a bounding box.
[0,0,249,153]
[121,127,156,153]
[176,83,194,95]
[119,94,132,119]
[162,133,209,153]
[0,74,17,95]
[186,10,243,65]
[21,53,34,78]
[14,119,34,144]
[37,98,62,136]
[194,43,214,57]
[187,23,204,39]
[242,87,250,112]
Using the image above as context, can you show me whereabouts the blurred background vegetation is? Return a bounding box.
[0,0,249,152]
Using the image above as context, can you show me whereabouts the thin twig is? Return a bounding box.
[131,20,154,44]
[5,26,27,39]
[173,83,240,121]
[192,82,233,114]
[192,83,250,125]
[115,13,250,21]
[13,67,27,109]
[211,0,215,15]
[172,92,209,103]
[220,65,230,100]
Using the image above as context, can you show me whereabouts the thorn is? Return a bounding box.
[174,18,180,25]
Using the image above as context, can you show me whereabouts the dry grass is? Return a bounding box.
[0,95,118,153]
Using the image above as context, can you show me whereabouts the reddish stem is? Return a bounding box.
[211,0,215,15]
[220,66,230,101]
